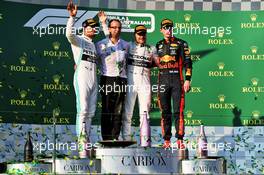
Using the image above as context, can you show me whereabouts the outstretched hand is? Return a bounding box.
[67,0,77,17]
[98,11,107,24]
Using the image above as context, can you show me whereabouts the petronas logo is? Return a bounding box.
[184,14,191,22]
[53,107,60,117]
[0,48,3,54]
[186,110,193,118]
[252,110,260,119]
[218,94,226,103]
[19,55,27,65]
[0,14,2,20]
[19,90,28,99]
[217,62,225,70]
[53,41,60,50]
[53,74,61,84]
[250,14,257,22]
[250,46,258,54]
[251,78,259,86]
[218,32,224,38]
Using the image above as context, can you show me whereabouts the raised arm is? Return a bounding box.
[66,0,81,46]
[98,11,109,36]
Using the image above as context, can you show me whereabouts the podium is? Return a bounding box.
[5,147,227,174]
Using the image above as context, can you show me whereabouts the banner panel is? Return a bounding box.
[0,1,264,126]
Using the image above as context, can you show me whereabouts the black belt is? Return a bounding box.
[159,69,179,75]
[81,54,96,63]
[127,59,151,68]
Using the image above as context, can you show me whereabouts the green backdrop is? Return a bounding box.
[0,1,263,126]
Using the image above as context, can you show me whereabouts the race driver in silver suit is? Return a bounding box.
[122,25,158,141]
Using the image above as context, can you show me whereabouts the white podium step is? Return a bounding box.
[181,158,226,174]
[96,147,181,174]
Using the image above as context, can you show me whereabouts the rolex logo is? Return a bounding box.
[19,55,27,65]
[241,14,263,29]
[53,41,60,50]
[19,90,28,99]
[209,62,234,77]
[242,78,264,93]
[218,32,224,38]
[250,14,257,22]
[252,110,260,119]
[53,107,60,117]
[44,74,70,91]
[186,110,193,118]
[184,14,191,22]
[10,89,36,106]
[10,54,37,73]
[217,62,225,70]
[210,94,235,109]
[251,78,259,86]
[241,46,263,61]
[218,94,225,103]
[250,46,258,54]
[53,74,61,84]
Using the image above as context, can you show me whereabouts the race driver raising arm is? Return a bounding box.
[66,0,98,142]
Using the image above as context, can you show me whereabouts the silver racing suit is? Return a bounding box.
[66,16,98,138]
[122,42,157,140]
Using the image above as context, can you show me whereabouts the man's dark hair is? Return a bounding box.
[108,19,122,28]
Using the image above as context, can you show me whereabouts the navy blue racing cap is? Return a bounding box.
[82,18,99,28]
